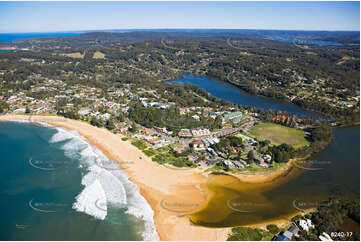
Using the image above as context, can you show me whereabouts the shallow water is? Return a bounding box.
[189,127,360,227]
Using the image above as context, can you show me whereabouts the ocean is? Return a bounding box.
[0,121,158,240]
[0,32,81,43]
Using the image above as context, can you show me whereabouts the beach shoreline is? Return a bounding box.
[0,115,301,240]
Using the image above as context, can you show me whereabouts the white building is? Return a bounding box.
[299,219,314,232]
[13,108,26,114]
[191,127,210,137]
[192,115,200,120]
[78,108,91,116]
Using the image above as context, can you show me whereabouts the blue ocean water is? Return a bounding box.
[0,121,158,240]
[0,32,81,43]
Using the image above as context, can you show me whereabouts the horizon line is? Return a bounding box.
[0,27,360,34]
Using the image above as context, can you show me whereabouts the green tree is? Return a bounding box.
[227,227,263,241]
[90,117,103,127]
[129,121,138,132]
[266,224,280,235]
[247,150,255,163]
[105,119,115,130]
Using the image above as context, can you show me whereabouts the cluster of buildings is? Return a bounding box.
[258,69,360,110]
[190,137,220,151]
[270,115,300,127]
[1,71,276,171]
[3,77,137,121]
[133,130,170,149]
[276,219,319,241]
[5,90,56,115]
[178,127,211,138]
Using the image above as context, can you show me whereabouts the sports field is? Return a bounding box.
[249,123,310,149]
[92,51,105,59]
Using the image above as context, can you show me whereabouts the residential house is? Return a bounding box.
[263,154,272,163]
[188,153,199,162]
[191,140,205,151]
[141,129,151,136]
[276,225,300,241]
[299,219,314,232]
[78,108,91,116]
[192,114,200,121]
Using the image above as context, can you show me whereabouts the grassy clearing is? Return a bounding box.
[131,139,148,150]
[250,123,310,149]
[92,51,105,59]
[62,52,84,58]
[239,163,286,174]
[341,56,358,61]
[240,51,252,56]
[129,138,194,168]
[143,149,157,157]
[208,162,287,175]
[227,226,274,241]
[337,56,359,65]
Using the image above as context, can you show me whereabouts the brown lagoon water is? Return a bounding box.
[171,75,360,227]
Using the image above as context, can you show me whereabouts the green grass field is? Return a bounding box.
[92,51,105,59]
[250,123,310,149]
[62,52,84,58]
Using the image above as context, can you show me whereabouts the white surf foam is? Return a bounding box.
[112,168,159,241]
[81,164,127,205]
[49,127,159,240]
[72,179,107,220]
[8,119,31,123]
[49,127,78,144]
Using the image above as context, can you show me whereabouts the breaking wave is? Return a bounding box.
[48,127,159,240]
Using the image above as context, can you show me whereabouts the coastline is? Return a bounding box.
[0,115,303,240]
[0,115,232,240]
[233,160,294,184]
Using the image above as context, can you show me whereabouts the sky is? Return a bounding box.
[0,1,359,33]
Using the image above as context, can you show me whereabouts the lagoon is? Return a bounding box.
[171,74,360,227]
[170,74,323,119]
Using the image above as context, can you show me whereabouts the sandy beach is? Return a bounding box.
[0,115,301,240]
[0,115,232,240]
